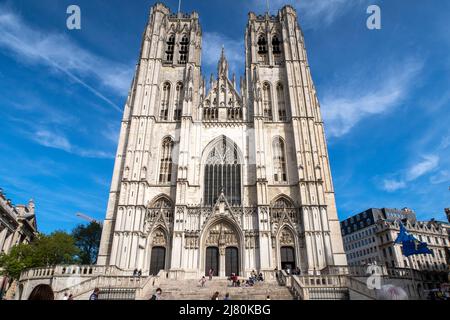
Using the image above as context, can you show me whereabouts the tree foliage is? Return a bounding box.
[0,231,79,280]
[71,222,102,265]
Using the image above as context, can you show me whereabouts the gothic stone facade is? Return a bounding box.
[98,3,347,279]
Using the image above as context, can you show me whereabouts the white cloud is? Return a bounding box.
[322,60,423,138]
[251,0,367,28]
[382,155,440,192]
[33,130,72,152]
[31,129,114,159]
[382,179,406,192]
[202,32,244,76]
[0,8,133,112]
[430,170,450,185]
[406,155,439,181]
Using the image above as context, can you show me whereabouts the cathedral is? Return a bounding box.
[97,2,347,279]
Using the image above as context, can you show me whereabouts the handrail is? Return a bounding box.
[136,270,165,299]
[347,276,377,300]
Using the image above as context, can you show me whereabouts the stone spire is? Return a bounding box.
[218,46,229,78]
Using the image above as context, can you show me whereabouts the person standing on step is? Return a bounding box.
[224,293,231,300]
[208,268,214,281]
[211,291,220,300]
[199,276,207,287]
[89,288,100,300]
[150,288,162,300]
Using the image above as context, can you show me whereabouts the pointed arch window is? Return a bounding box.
[277,83,287,121]
[160,82,171,121]
[273,137,287,182]
[272,35,281,54]
[166,34,175,62]
[263,83,273,121]
[203,136,241,206]
[258,35,268,54]
[174,82,183,121]
[159,137,174,183]
[270,197,298,224]
[179,35,189,64]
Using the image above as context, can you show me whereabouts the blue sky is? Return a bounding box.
[0,0,449,233]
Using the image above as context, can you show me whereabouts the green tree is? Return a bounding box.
[0,231,79,281]
[72,222,102,264]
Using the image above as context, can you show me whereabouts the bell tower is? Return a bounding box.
[98,3,202,268]
[245,6,347,273]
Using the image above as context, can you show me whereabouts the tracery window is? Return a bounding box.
[204,136,241,206]
[165,34,175,62]
[276,83,287,121]
[179,35,189,64]
[146,197,174,223]
[272,35,281,54]
[174,82,183,121]
[258,35,268,54]
[273,137,287,182]
[159,137,174,183]
[263,83,273,121]
[160,82,171,121]
[270,197,298,224]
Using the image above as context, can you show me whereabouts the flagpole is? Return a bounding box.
[178,0,182,14]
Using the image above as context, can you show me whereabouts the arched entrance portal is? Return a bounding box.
[280,246,295,270]
[150,246,166,275]
[204,220,241,277]
[225,247,239,276]
[205,247,219,276]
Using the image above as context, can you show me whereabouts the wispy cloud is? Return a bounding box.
[382,155,440,192]
[202,32,244,77]
[430,170,450,185]
[0,7,133,112]
[251,0,368,28]
[30,128,114,159]
[322,59,423,138]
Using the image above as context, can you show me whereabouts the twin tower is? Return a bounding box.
[98,2,347,279]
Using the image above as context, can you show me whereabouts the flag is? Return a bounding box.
[394,222,433,257]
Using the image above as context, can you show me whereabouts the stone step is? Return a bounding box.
[142,279,294,300]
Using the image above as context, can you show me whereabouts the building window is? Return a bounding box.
[174,82,183,121]
[272,35,281,54]
[159,137,174,183]
[276,83,287,121]
[203,136,241,206]
[263,83,273,120]
[272,137,287,183]
[258,35,267,54]
[165,34,175,62]
[179,35,189,64]
[160,82,171,121]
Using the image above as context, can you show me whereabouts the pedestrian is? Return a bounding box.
[62,292,69,300]
[199,276,207,287]
[266,295,271,300]
[150,288,162,300]
[138,270,142,277]
[224,293,230,300]
[208,268,214,281]
[211,291,220,300]
[133,269,138,277]
[28,284,54,300]
[68,294,74,300]
[89,288,100,300]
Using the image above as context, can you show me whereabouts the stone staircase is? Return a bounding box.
[141,278,294,300]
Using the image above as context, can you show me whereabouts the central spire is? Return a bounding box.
[218,46,229,78]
